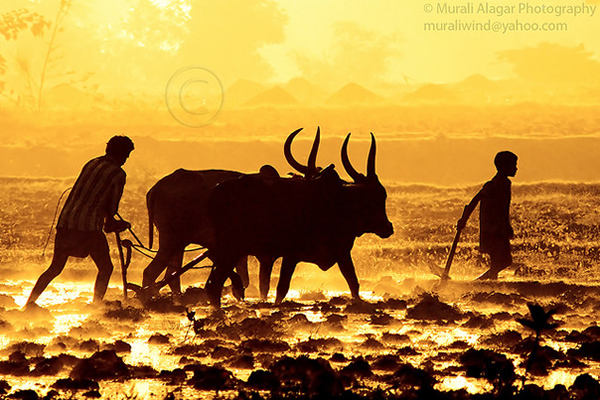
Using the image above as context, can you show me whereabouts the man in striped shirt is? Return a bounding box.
[26,136,134,306]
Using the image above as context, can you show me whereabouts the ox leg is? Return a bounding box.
[209,255,245,301]
[275,258,297,305]
[228,271,245,301]
[143,248,171,289]
[165,250,184,294]
[337,253,361,300]
[205,256,237,308]
[257,255,275,300]
[234,256,250,288]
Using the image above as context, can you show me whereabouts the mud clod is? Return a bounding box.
[407,293,465,322]
[70,350,129,381]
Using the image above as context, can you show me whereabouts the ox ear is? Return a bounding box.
[367,132,377,179]
[316,164,343,187]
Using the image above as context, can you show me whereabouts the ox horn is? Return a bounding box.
[367,132,377,178]
[284,127,320,176]
[341,133,365,182]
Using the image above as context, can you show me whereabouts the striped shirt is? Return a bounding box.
[57,155,126,231]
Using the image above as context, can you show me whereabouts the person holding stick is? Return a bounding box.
[458,151,518,280]
[25,136,134,307]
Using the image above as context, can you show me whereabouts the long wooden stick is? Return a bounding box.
[441,227,462,280]
[115,232,128,300]
[430,205,469,280]
[146,250,211,293]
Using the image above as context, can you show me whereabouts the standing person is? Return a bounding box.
[457,151,518,280]
[26,136,134,307]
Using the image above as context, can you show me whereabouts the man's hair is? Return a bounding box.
[494,151,517,172]
[106,136,134,158]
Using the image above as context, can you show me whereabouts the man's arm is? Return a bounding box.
[457,188,483,231]
[104,173,130,233]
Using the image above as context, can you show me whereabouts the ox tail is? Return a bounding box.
[146,187,155,249]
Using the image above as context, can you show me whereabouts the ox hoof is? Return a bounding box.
[232,285,245,301]
[351,295,364,304]
[205,284,222,308]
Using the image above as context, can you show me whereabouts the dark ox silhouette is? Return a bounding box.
[141,129,321,298]
[205,132,394,307]
[143,169,246,296]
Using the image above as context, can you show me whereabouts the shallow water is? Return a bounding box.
[1,272,600,399]
[1,180,600,398]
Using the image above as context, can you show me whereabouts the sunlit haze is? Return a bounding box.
[0,0,598,184]
[1,2,600,398]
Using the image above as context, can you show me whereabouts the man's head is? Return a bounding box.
[494,151,518,177]
[106,136,134,166]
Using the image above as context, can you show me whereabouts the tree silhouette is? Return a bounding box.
[0,1,71,111]
[295,21,402,92]
[176,0,287,84]
[498,43,600,85]
[36,0,72,111]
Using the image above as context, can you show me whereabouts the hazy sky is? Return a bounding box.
[1,0,599,104]
[268,0,600,84]
[0,1,599,183]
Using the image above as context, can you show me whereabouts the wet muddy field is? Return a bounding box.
[3,277,600,399]
[0,179,600,399]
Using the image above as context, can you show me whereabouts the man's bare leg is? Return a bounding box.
[90,243,115,303]
[26,251,69,306]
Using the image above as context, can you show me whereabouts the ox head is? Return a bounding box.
[342,133,394,239]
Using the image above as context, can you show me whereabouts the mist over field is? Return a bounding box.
[2,102,600,186]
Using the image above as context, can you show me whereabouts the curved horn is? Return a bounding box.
[307,126,320,173]
[284,128,309,174]
[284,127,320,176]
[341,133,364,182]
[367,132,377,177]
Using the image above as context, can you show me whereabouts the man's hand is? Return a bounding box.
[456,204,472,232]
[104,217,131,233]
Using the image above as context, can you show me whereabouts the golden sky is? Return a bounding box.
[271,0,600,84]
[1,0,599,103]
[1,0,600,185]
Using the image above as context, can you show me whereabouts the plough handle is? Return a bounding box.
[115,232,129,300]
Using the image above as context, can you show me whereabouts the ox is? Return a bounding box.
[143,169,246,297]
[205,132,394,307]
[141,130,321,299]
